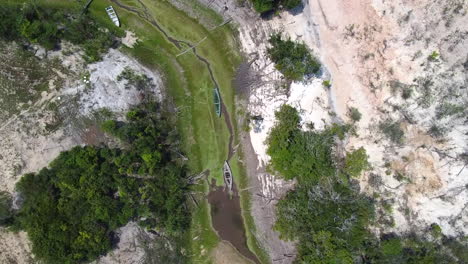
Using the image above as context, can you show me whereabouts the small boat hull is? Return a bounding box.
[213,87,221,117]
[105,6,120,27]
[223,161,233,191]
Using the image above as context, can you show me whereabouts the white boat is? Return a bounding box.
[105,6,120,27]
[223,161,233,191]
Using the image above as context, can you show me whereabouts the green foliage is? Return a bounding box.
[0,191,13,225]
[267,33,320,81]
[348,106,362,122]
[431,223,442,238]
[428,51,439,61]
[275,179,375,263]
[0,3,119,62]
[322,80,332,88]
[343,147,369,177]
[381,238,403,257]
[13,102,189,263]
[379,119,405,144]
[250,0,302,13]
[435,103,465,119]
[266,105,335,183]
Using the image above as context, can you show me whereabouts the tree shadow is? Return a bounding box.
[287,2,305,16]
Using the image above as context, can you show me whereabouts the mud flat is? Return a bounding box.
[208,180,259,264]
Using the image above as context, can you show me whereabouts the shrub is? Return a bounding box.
[322,80,331,88]
[401,87,413,99]
[428,51,439,61]
[381,238,403,256]
[250,0,302,13]
[0,191,13,225]
[267,33,320,81]
[344,147,369,177]
[348,107,362,122]
[379,119,404,144]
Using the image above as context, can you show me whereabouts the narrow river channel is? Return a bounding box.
[111,1,258,262]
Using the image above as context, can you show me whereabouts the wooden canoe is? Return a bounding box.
[105,6,120,27]
[223,161,233,191]
[213,87,221,117]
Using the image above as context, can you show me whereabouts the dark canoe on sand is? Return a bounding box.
[213,87,221,117]
[223,161,233,191]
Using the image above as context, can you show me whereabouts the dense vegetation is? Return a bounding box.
[267,33,321,81]
[266,105,335,183]
[268,104,468,263]
[11,102,189,263]
[0,2,121,62]
[0,191,13,225]
[250,0,302,13]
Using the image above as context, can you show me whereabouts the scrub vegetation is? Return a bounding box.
[267,105,468,263]
[250,0,302,13]
[267,33,321,81]
[8,102,189,264]
[0,2,122,62]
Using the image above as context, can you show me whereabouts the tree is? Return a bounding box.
[343,147,369,177]
[267,33,320,81]
[266,104,335,183]
[0,191,13,225]
[250,0,302,13]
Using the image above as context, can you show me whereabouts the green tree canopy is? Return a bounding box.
[251,0,302,13]
[267,33,321,81]
[0,2,121,62]
[343,147,369,177]
[266,104,335,183]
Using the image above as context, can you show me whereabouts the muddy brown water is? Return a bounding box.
[208,180,260,264]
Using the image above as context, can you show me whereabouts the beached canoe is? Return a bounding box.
[223,161,233,191]
[105,6,120,27]
[213,87,221,117]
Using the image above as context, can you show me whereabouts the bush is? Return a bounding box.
[266,104,335,183]
[250,0,302,13]
[0,191,13,225]
[344,147,369,177]
[348,107,362,122]
[379,119,404,144]
[267,33,320,81]
[322,80,332,88]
